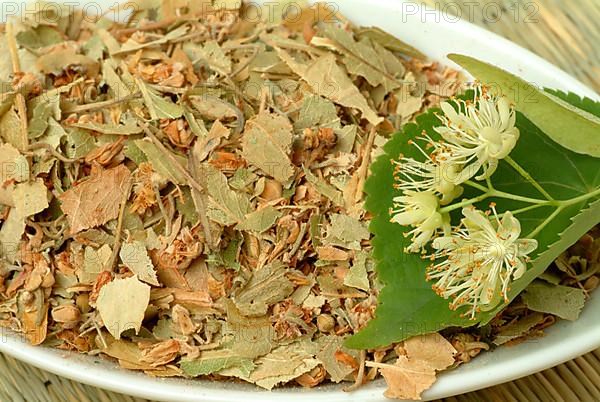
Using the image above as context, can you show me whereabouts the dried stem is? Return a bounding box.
[354,126,378,203]
[6,22,29,153]
[107,179,133,271]
[344,350,367,392]
[27,143,78,163]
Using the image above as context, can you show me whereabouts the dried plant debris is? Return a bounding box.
[0,1,594,400]
[367,333,456,400]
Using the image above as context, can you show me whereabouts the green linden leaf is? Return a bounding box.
[449,54,600,157]
[346,92,600,349]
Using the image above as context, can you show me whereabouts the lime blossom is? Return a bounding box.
[391,190,444,252]
[434,85,520,182]
[426,207,537,319]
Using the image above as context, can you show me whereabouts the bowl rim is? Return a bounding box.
[0,1,598,401]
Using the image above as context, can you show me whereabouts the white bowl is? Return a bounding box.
[1,1,598,401]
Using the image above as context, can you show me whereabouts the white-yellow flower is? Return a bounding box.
[434,86,520,182]
[391,190,444,252]
[426,207,537,319]
[394,138,464,205]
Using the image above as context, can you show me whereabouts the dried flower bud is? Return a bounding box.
[162,119,194,148]
[12,72,42,95]
[172,304,195,335]
[261,179,283,201]
[316,314,335,333]
[51,305,81,328]
[84,138,125,166]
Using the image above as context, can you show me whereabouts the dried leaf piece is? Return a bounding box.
[224,301,275,359]
[59,165,131,234]
[294,94,340,130]
[0,109,26,151]
[242,112,295,183]
[379,356,437,400]
[180,349,255,377]
[16,25,63,49]
[0,143,29,183]
[36,47,96,75]
[370,333,456,400]
[193,120,230,162]
[324,213,370,250]
[403,333,456,371]
[205,166,251,226]
[116,25,189,54]
[234,261,294,316]
[65,128,96,159]
[100,337,160,371]
[355,27,425,58]
[13,179,48,217]
[137,78,184,120]
[18,293,48,345]
[276,50,382,126]
[313,25,403,92]
[96,276,151,339]
[344,251,370,291]
[27,101,54,139]
[221,341,320,390]
[236,206,282,233]
[303,167,344,206]
[522,281,586,321]
[186,40,232,75]
[316,336,357,383]
[134,139,187,185]
[0,208,25,262]
[103,59,131,97]
[120,241,160,286]
[493,312,546,345]
[80,245,112,284]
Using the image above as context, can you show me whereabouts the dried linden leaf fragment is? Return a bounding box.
[0,209,25,262]
[224,301,275,359]
[235,206,282,233]
[220,341,320,390]
[0,143,29,183]
[522,281,586,321]
[276,50,383,126]
[13,179,48,217]
[205,166,252,226]
[120,241,160,286]
[370,333,456,400]
[242,112,295,182]
[234,261,294,316]
[180,349,255,377]
[97,276,151,339]
[59,165,132,234]
[134,139,187,185]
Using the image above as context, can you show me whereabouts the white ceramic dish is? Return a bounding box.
[1,0,599,401]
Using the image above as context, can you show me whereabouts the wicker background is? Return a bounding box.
[1,0,599,400]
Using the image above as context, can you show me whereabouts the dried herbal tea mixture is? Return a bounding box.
[0,1,598,400]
